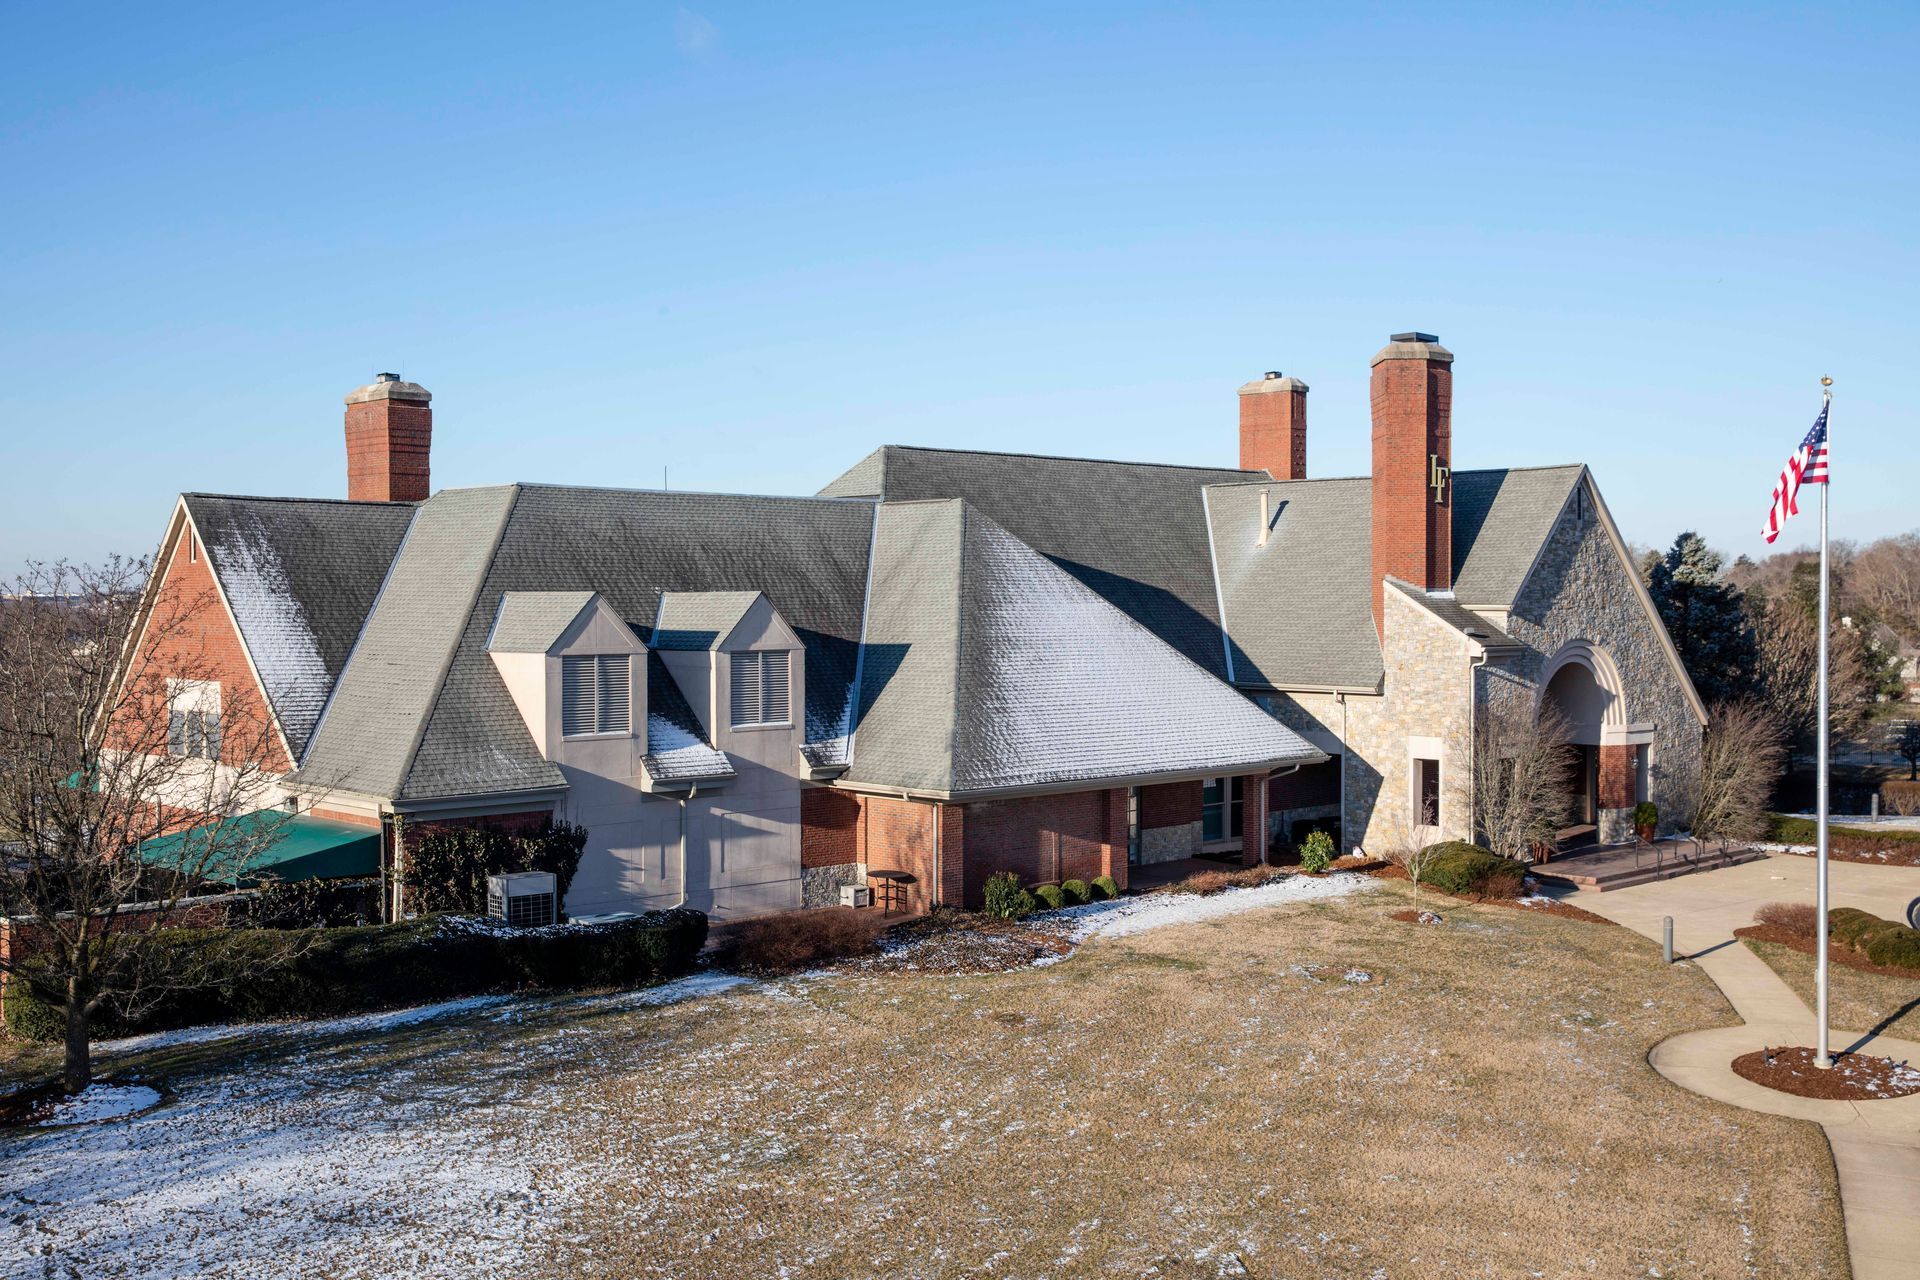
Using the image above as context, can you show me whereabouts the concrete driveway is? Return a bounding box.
[1575,853,1920,1280]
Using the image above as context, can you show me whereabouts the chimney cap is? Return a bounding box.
[1239,373,1308,395]
[345,374,432,405]
[1371,333,1454,367]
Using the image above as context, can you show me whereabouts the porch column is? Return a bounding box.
[1241,771,1271,866]
[1597,744,1637,843]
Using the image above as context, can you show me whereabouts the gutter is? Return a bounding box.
[828,753,1329,805]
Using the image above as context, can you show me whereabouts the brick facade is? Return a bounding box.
[1138,780,1201,829]
[344,380,432,503]
[1598,744,1637,811]
[1370,336,1453,637]
[962,789,1127,901]
[1238,374,1308,480]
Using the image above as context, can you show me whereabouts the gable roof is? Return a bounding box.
[486,590,598,654]
[1451,466,1587,607]
[1385,578,1521,651]
[182,494,415,757]
[821,445,1260,683]
[651,591,761,650]
[843,499,1322,797]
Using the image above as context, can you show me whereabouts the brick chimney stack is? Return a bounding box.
[344,373,432,503]
[1238,370,1308,480]
[1369,332,1454,639]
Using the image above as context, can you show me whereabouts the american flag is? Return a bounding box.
[1761,401,1830,544]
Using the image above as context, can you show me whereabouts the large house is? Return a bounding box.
[125,332,1705,920]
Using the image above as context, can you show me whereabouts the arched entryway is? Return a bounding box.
[1538,642,1628,848]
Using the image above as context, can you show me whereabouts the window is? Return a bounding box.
[561,654,631,737]
[1202,777,1244,843]
[166,679,221,760]
[1414,757,1441,827]
[730,650,791,728]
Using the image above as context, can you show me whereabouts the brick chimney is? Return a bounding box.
[344,373,432,503]
[1370,332,1454,639]
[1238,371,1308,479]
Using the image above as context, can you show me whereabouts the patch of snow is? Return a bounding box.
[203,516,331,749]
[589,969,748,1009]
[643,708,732,780]
[1037,872,1376,942]
[36,1084,162,1126]
[100,993,517,1054]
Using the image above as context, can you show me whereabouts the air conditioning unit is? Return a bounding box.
[487,871,557,927]
[840,883,873,909]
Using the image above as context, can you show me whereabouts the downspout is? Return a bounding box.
[931,800,943,910]
[1337,693,1350,855]
[674,784,700,910]
[1467,653,1487,846]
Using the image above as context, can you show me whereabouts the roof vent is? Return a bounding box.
[1390,331,1438,344]
[1463,626,1486,638]
[1264,370,1282,380]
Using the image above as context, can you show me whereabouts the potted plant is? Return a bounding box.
[1633,801,1659,844]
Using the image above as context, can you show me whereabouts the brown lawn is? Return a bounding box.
[518,885,1847,1278]
[1743,936,1920,1043]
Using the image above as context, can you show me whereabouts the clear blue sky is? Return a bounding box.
[3,2,1912,575]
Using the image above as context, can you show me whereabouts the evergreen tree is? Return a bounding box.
[1645,532,1760,704]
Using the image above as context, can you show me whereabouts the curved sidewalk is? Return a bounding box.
[1577,855,1920,1280]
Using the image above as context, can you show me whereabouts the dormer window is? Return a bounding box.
[730,651,791,728]
[562,654,631,736]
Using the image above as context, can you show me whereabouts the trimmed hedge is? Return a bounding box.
[1032,884,1066,911]
[1090,875,1118,901]
[1765,813,1920,848]
[4,909,707,1043]
[1415,842,1528,899]
[1060,879,1091,906]
[1828,907,1920,969]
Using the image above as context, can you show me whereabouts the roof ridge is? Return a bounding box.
[881,443,1262,476]
[183,492,420,508]
[511,480,878,505]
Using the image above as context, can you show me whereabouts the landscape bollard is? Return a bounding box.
[1872,793,1880,819]
[1663,916,1674,965]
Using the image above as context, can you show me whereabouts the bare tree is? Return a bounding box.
[1751,596,1872,762]
[1848,533,1920,638]
[1472,703,1573,864]
[0,559,301,1093]
[1689,699,1786,855]
[1387,793,1443,915]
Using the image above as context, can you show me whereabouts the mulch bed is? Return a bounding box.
[0,1080,66,1127]
[1732,1045,1920,1100]
[846,914,1072,975]
[1734,924,1920,981]
[1367,864,1616,926]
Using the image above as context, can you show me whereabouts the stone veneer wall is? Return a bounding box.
[1267,588,1476,856]
[1490,480,1704,836]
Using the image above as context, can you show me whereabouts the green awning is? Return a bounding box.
[140,811,380,886]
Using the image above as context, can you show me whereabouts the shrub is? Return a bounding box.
[1754,901,1817,937]
[982,871,1036,920]
[401,817,589,916]
[727,907,886,974]
[1827,906,1887,949]
[1171,870,1233,896]
[1060,878,1091,906]
[1032,884,1066,911]
[1633,801,1659,830]
[1765,813,1920,853]
[1414,842,1528,900]
[231,877,381,929]
[1883,778,1920,815]
[1860,923,1920,970]
[1090,875,1118,901]
[1299,830,1335,874]
[2,909,707,1042]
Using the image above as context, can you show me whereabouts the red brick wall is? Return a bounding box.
[1138,779,1201,830]
[800,787,863,868]
[109,519,292,777]
[961,788,1127,903]
[1270,760,1340,809]
[1599,744,1637,811]
[1370,346,1453,636]
[1239,378,1308,480]
[345,396,432,503]
[1241,770,1272,865]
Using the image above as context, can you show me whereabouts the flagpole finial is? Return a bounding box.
[1821,375,1833,388]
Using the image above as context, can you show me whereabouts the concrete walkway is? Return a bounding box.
[1577,855,1920,1280]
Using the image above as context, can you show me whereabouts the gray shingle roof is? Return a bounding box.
[1384,579,1520,650]
[370,485,875,802]
[486,591,596,653]
[292,486,521,798]
[818,445,1260,681]
[651,591,761,650]
[184,494,415,757]
[1451,466,1586,606]
[1205,478,1382,690]
[642,652,734,783]
[842,500,1323,797]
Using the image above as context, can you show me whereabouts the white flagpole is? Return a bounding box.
[1815,376,1833,1069]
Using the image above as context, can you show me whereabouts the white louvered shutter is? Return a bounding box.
[760,651,790,724]
[596,654,630,733]
[562,655,595,736]
[730,651,760,728]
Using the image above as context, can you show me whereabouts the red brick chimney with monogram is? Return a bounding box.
[1369,332,1453,638]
